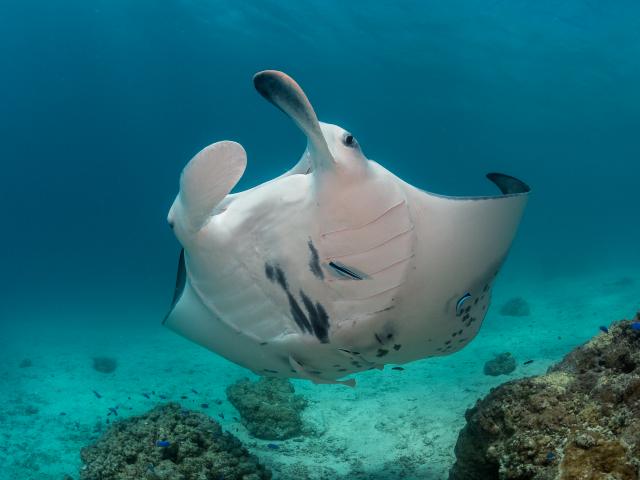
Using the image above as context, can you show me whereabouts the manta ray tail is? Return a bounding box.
[168,141,247,234]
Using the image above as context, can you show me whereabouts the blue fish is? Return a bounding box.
[142,392,151,399]
[201,403,209,409]
[218,413,225,419]
[92,390,102,399]
[267,443,279,450]
[546,451,555,462]
[599,325,609,334]
[158,394,167,400]
[631,322,640,331]
[156,440,171,448]
[108,407,118,416]
[191,388,199,394]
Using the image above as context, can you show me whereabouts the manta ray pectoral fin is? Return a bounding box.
[169,141,247,234]
[288,356,356,387]
[253,70,335,172]
[162,248,187,325]
[407,172,530,298]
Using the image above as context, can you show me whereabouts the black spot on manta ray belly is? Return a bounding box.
[274,266,288,290]
[307,240,324,280]
[286,291,313,334]
[264,263,275,282]
[265,261,331,343]
[299,290,329,343]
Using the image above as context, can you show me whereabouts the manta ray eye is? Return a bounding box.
[343,133,357,148]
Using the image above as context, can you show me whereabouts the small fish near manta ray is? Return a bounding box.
[163,70,530,387]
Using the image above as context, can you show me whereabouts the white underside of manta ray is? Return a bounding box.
[163,70,530,387]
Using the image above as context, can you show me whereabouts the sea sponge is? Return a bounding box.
[226,377,308,440]
[80,403,271,480]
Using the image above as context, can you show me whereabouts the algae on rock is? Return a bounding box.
[226,377,308,440]
[449,314,640,480]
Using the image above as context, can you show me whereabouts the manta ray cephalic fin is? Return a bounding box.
[170,141,247,233]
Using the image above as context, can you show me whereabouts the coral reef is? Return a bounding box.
[226,377,308,440]
[80,403,271,480]
[483,352,516,376]
[449,313,640,480]
[92,356,117,373]
[499,297,531,317]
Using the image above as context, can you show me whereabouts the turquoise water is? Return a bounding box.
[1,1,639,478]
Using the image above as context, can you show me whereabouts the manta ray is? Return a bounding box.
[163,70,530,387]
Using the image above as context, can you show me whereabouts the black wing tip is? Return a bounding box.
[162,248,187,325]
[486,173,531,195]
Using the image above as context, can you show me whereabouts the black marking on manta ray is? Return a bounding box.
[265,263,275,282]
[393,344,401,351]
[275,266,288,290]
[287,291,313,334]
[299,290,330,343]
[265,262,329,341]
[263,369,278,374]
[376,349,389,357]
[329,261,363,280]
[307,240,324,280]
[374,333,383,345]
[260,342,268,346]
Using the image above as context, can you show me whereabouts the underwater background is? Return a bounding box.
[1,1,639,478]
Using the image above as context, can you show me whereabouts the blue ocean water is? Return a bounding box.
[1,1,639,479]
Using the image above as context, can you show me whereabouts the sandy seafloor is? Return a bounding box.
[2,264,639,480]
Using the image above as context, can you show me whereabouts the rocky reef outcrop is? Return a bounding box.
[484,352,517,377]
[226,377,308,440]
[449,314,640,480]
[80,403,271,480]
